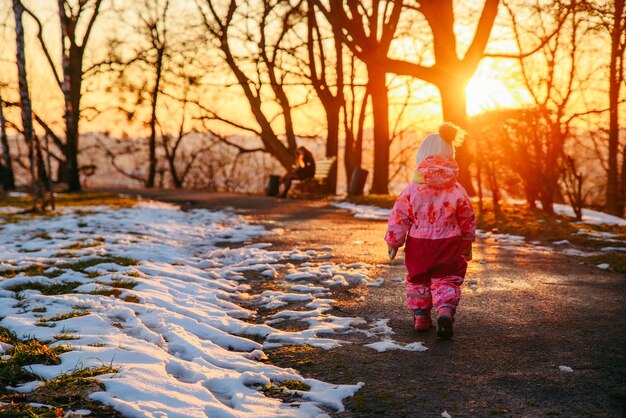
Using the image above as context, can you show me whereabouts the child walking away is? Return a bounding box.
[385,123,476,339]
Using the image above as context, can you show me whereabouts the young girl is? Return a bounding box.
[385,123,476,339]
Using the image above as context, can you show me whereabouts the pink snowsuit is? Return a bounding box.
[385,155,476,315]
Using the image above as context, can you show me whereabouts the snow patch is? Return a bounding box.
[0,201,366,417]
[365,339,428,352]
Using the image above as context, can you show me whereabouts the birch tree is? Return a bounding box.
[12,0,44,209]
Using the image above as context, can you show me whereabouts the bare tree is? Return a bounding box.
[161,76,210,188]
[317,0,403,194]
[562,155,586,220]
[342,54,369,189]
[23,0,104,191]
[196,0,303,170]
[378,0,500,193]
[136,0,170,188]
[591,0,626,215]
[501,1,588,214]
[306,0,344,192]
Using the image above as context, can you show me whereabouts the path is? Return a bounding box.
[101,190,626,417]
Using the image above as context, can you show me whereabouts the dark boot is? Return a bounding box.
[436,316,454,339]
[436,305,455,339]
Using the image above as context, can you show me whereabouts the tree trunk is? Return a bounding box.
[607,0,625,216]
[13,0,40,208]
[438,79,475,195]
[146,47,165,188]
[65,61,83,192]
[0,98,16,191]
[325,103,340,194]
[368,68,390,195]
[58,8,84,192]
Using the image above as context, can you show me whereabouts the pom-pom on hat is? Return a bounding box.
[416,122,466,165]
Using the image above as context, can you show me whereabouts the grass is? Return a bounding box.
[33,232,52,240]
[0,265,63,279]
[7,282,82,296]
[0,364,122,417]
[255,379,311,401]
[0,403,64,418]
[54,331,79,341]
[0,328,69,390]
[56,256,139,272]
[89,288,122,298]
[62,241,103,250]
[0,192,138,226]
[35,310,90,327]
[0,192,137,210]
[53,252,79,258]
[107,278,138,289]
[587,253,626,274]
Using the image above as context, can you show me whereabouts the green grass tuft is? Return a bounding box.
[587,253,626,274]
[35,310,90,327]
[279,379,311,391]
[54,331,79,341]
[122,295,140,303]
[89,288,122,298]
[0,265,63,279]
[62,241,102,250]
[0,403,62,418]
[33,232,52,240]
[56,256,139,272]
[7,281,81,296]
[0,332,69,389]
[255,379,311,402]
[108,278,138,289]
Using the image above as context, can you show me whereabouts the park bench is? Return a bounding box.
[295,156,336,195]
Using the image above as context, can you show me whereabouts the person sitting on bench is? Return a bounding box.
[278,146,315,198]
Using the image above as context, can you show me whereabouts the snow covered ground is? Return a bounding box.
[0,201,413,417]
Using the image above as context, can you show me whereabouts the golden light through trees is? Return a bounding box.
[0,0,623,216]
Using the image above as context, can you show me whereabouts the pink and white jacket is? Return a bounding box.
[385,156,476,248]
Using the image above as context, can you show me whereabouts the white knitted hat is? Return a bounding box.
[415,123,466,165]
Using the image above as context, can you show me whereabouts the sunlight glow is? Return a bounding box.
[465,76,521,116]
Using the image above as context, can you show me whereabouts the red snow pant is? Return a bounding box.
[404,235,467,315]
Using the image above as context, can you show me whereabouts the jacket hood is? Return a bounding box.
[416,155,459,188]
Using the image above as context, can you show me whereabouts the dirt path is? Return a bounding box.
[103,190,626,417]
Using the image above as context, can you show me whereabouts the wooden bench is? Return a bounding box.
[295,157,336,195]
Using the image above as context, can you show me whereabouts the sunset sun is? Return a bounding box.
[465,75,521,116]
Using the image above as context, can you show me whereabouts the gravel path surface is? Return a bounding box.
[99,190,626,417]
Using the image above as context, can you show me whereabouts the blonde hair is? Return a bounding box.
[415,122,466,165]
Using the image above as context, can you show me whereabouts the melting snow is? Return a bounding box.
[365,339,428,352]
[331,202,390,221]
[0,201,369,417]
